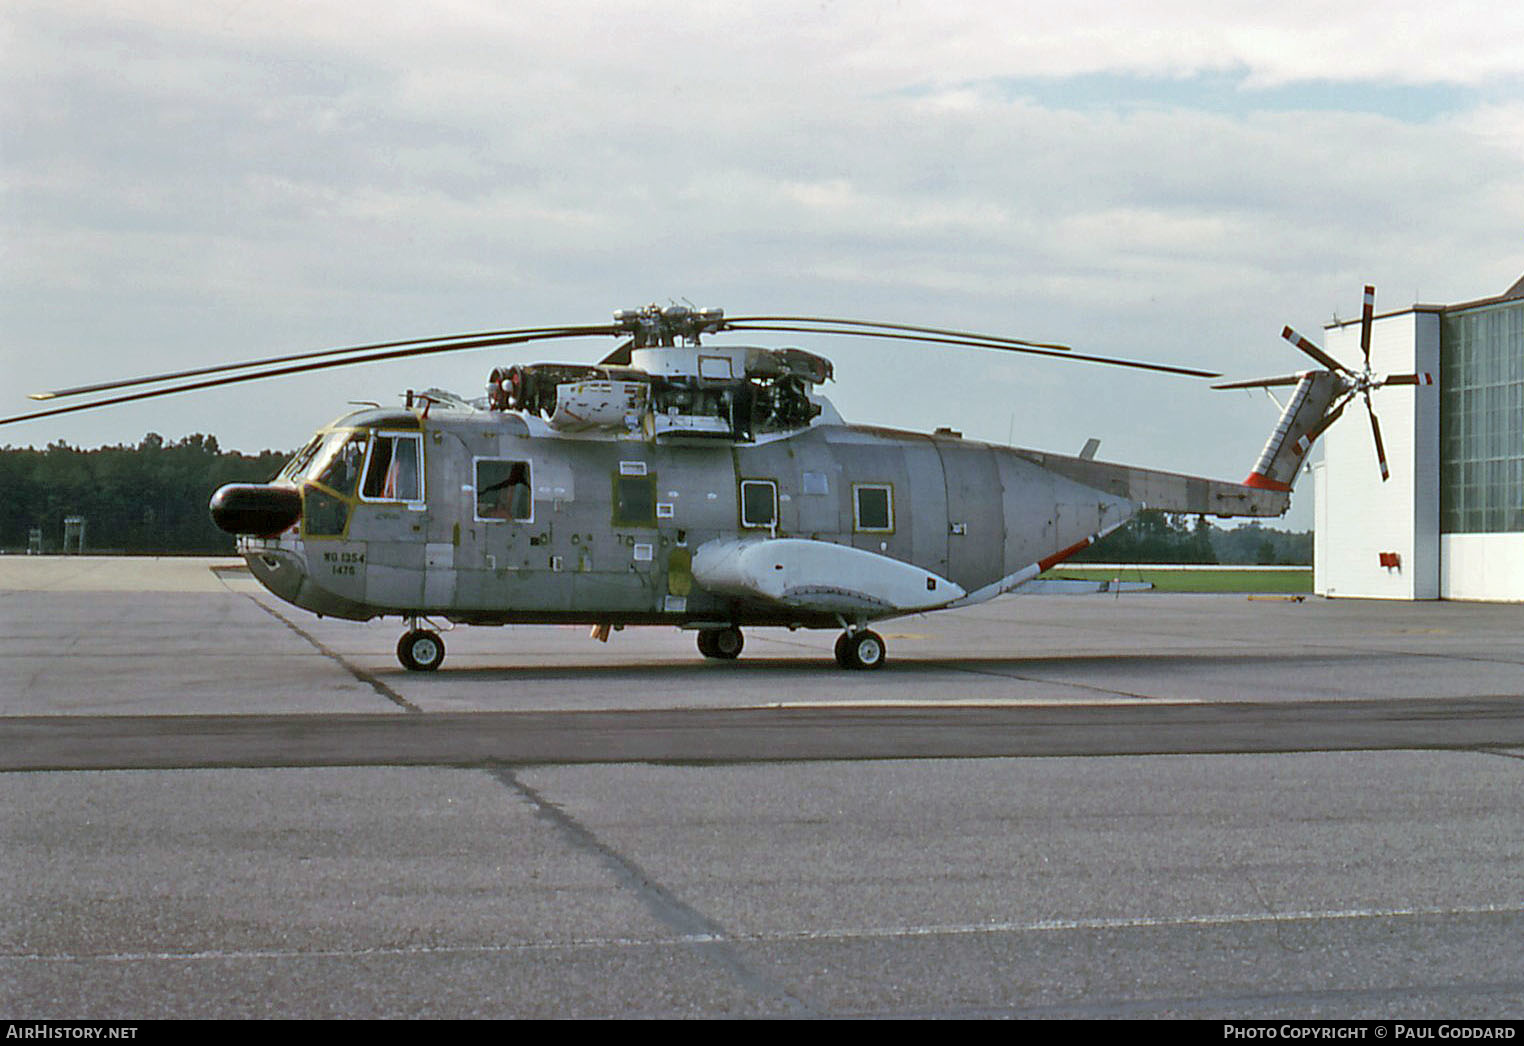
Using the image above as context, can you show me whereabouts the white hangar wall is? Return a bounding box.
[1313,281,1524,602]
[1313,309,1441,600]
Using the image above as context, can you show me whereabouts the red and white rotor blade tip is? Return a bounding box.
[1360,285,1375,368]
[1367,402,1390,482]
[1282,327,1349,374]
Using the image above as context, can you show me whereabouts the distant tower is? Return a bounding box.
[63,515,86,555]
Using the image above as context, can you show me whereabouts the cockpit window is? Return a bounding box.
[312,433,369,496]
[362,433,424,502]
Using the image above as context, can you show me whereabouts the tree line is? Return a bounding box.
[0,434,289,554]
[0,435,1312,562]
[1073,509,1311,565]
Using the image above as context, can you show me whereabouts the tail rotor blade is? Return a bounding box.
[1282,326,1350,374]
[1299,393,1352,451]
[1360,285,1375,368]
[1366,396,1390,482]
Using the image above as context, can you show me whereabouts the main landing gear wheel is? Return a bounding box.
[697,626,744,660]
[397,628,445,672]
[836,629,886,670]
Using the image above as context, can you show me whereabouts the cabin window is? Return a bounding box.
[740,479,777,529]
[362,434,423,502]
[853,483,894,532]
[612,473,656,527]
[476,459,533,522]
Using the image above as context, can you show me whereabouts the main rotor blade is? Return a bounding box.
[1,328,610,428]
[1282,326,1350,374]
[28,323,619,401]
[1380,372,1435,387]
[1360,285,1375,369]
[721,322,1218,378]
[722,314,1072,353]
[1212,373,1308,390]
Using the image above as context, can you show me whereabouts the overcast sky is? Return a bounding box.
[4,1,1522,528]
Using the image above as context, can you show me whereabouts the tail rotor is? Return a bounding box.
[1218,285,1433,489]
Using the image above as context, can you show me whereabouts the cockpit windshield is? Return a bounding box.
[280,434,325,481]
[310,432,369,496]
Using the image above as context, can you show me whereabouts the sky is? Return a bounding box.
[4,1,1523,529]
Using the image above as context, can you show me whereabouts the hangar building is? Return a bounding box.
[1313,273,1524,600]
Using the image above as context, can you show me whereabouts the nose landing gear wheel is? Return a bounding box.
[697,626,744,660]
[836,629,886,670]
[397,628,445,671]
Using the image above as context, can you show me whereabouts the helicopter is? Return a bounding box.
[5,289,1428,671]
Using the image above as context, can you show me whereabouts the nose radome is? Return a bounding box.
[209,483,302,537]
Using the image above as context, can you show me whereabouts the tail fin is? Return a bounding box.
[1241,371,1345,491]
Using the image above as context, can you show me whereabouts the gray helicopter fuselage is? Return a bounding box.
[242,400,1157,629]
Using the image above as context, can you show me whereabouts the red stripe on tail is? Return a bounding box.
[1037,537,1094,573]
[1242,471,1293,492]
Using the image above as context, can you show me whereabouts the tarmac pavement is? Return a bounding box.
[4,557,1524,1018]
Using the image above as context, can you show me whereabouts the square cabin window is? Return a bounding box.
[476,459,533,522]
[740,479,777,528]
[853,483,894,532]
[613,473,656,527]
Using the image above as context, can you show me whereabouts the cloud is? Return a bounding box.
[3,1,1523,529]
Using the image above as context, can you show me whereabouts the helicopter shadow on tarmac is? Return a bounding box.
[362,649,1407,708]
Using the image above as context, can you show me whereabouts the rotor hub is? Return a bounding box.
[614,304,726,347]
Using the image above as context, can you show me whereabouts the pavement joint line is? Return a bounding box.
[10,900,1524,965]
[934,663,1159,700]
[244,595,422,715]
[487,765,816,1017]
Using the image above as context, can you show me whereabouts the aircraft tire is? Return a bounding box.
[397,629,445,672]
[698,627,744,660]
[840,630,886,671]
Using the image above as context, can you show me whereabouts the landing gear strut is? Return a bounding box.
[397,627,445,671]
[697,626,744,660]
[834,629,886,670]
